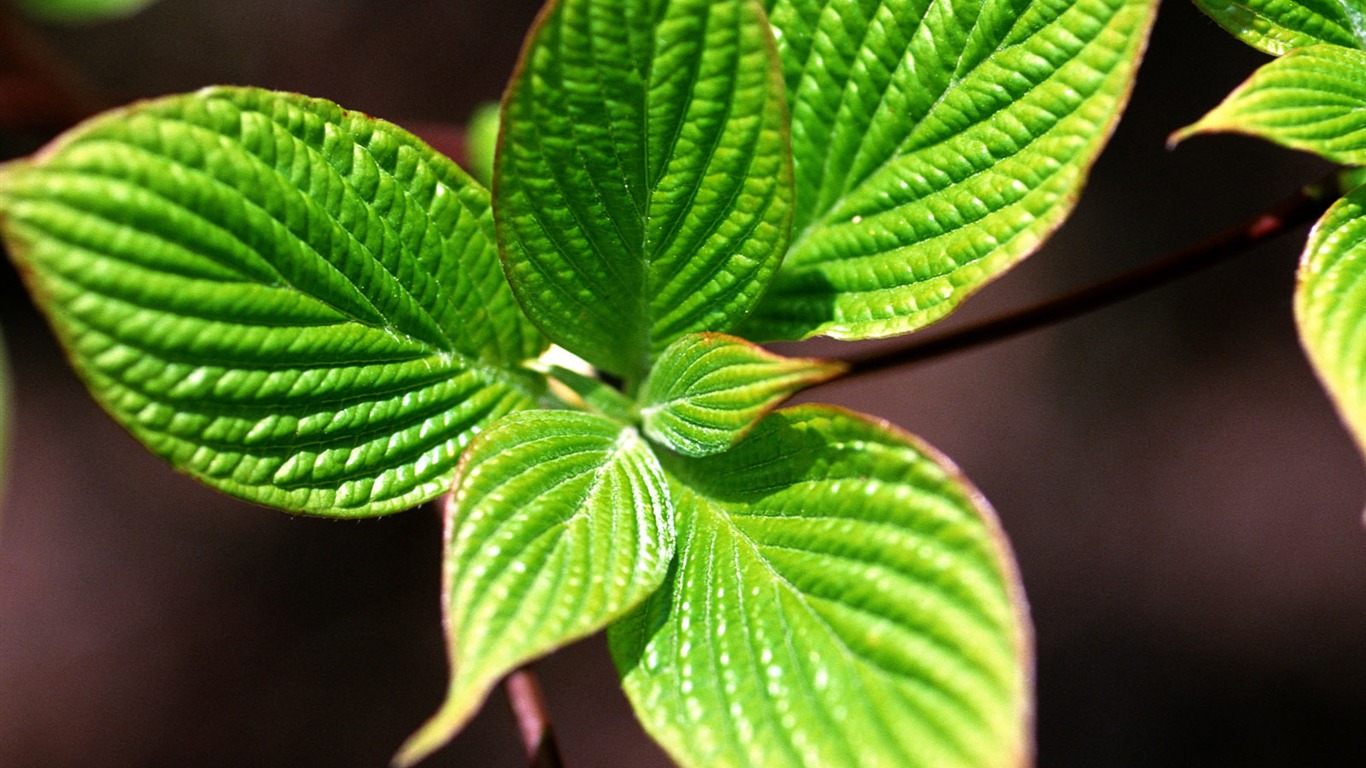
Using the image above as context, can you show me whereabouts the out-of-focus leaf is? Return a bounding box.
[611,405,1031,768]
[743,0,1157,341]
[0,87,544,516]
[15,0,160,24]
[495,0,792,381]
[1193,0,1366,55]
[463,102,501,187]
[395,409,674,766]
[1173,44,1366,164]
[640,332,844,456]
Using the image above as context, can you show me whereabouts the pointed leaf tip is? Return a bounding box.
[397,409,674,764]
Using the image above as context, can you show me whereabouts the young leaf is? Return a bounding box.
[1193,0,1366,55]
[495,0,793,381]
[611,405,1030,768]
[742,0,1158,341]
[1172,44,1366,165]
[396,409,674,766]
[0,87,545,516]
[1297,184,1366,469]
[639,332,845,456]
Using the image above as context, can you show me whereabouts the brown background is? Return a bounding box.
[2,1,1364,766]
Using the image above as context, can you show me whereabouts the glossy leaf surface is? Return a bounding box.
[495,0,793,380]
[0,87,544,516]
[1193,0,1366,55]
[396,409,674,766]
[611,405,1030,768]
[640,332,844,456]
[1297,184,1366,465]
[1174,44,1366,164]
[743,0,1157,341]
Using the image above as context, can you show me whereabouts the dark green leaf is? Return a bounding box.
[15,0,160,23]
[395,409,674,766]
[496,0,793,381]
[640,332,844,456]
[1193,0,1366,55]
[611,405,1030,768]
[0,87,545,516]
[744,0,1158,341]
[1173,44,1366,165]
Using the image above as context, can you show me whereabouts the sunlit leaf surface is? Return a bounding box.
[1193,0,1366,55]
[396,410,673,766]
[1298,185,1366,467]
[1174,44,1366,165]
[640,332,844,456]
[743,0,1157,341]
[612,405,1031,768]
[0,87,544,516]
[496,0,793,380]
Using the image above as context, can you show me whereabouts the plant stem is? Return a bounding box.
[835,174,1341,380]
[505,665,565,768]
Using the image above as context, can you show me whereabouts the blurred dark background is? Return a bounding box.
[2,1,1364,766]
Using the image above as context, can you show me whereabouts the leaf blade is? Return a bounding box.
[1297,184,1366,467]
[0,87,545,516]
[495,0,793,379]
[744,0,1158,341]
[1173,44,1366,165]
[640,332,845,456]
[611,405,1031,768]
[1193,0,1366,55]
[395,409,674,767]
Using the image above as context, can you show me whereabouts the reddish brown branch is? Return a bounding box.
[505,665,565,768]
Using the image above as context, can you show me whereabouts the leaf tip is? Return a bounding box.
[391,700,471,768]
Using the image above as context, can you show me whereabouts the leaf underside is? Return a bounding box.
[1173,44,1366,165]
[1193,0,1366,55]
[743,0,1158,342]
[611,405,1030,768]
[396,409,674,767]
[0,87,544,516]
[495,0,793,380]
[1298,185,1366,465]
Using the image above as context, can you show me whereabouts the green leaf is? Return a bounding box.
[463,102,501,187]
[0,86,546,516]
[15,0,160,23]
[742,0,1158,341]
[1172,44,1366,165]
[1297,184,1366,466]
[546,364,639,423]
[395,409,674,767]
[1193,0,1366,55]
[611,405,1030,768]
[495,0,793,381]
[640,332,845,456]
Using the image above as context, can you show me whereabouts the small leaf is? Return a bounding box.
[0,87,545,516]
[395,409,674,767]
[1172,44,1366,165]
[15,0,160,23]
[611,405,1030,768]
[743,0,1158,341]
[1297,184,1366,467]
[640,332,845,456]
[495,0,793,381]
[1193,0,1366,55]
[462,102,501,187]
